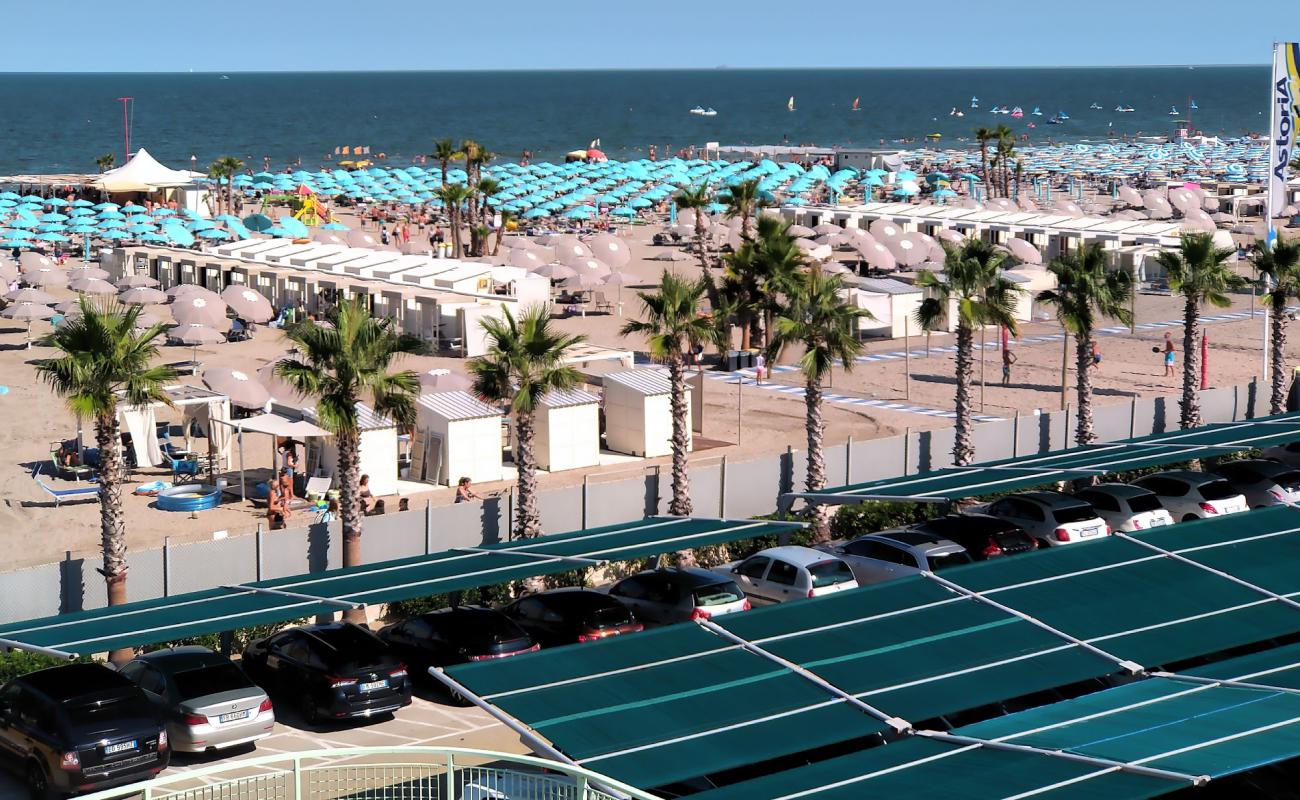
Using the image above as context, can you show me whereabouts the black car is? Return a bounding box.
[378,607,538,676]
[242,622,412,725]
[608,568,751,625]
[501,589,643,648]
[0,663,169,798]
[911,513,1038,560]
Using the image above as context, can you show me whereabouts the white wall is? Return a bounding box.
[443,416,503,485]
[318,428,398,497]
[535,403,600,471]
[605,384,690,458]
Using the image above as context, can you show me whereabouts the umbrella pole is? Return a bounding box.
[238,430,246,505]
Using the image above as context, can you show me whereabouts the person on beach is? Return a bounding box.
[1090,341,1102,369]
[1001,348,1017,385]
[1162,332,1176,377]
[455,477,480,503]
[359,474,373,513]
[754,352,766,383]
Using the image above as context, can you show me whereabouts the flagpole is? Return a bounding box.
[1264,42,1280,384]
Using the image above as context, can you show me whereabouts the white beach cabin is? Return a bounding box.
[307,404,400,498]
[602,370,688,458]
[534,389,602,471]
[415,391,503,486]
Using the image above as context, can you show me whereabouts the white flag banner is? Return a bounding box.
[1269,43,1300,221]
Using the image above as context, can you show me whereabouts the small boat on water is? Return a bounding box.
[1047,114,1066,125]
[1027,122,1036,128]
[1168,106,1180,115]
[1010,107,1024,118]
[851,97,861,111]
[1190,99,1198,110]
[689,106,706,115]
[971,96,979,108]
[991,105,1010,114]
[1089,102,1103,110]
[1056,111,1070,120]
[787,96,795,112]
[1031,106,1043,116]
[949,107,964,117]
[1115,105,1135,112]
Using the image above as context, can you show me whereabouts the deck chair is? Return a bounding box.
[49,444,94,482]
[593,292,614,314]
[32,468,99,507]
[159,446,199,482]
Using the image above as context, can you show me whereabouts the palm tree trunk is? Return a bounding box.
[695,216,708,272]
[979,143,988,198]
[804,377,831,543]
[667,357,693,516]
[953,323,975,465]
[1272,295,1288,415]
[97,413,133,664]
[514,411,541,538]
[1075,333,1096,445]
[1180,297,1201,429]
[335,427,366,623]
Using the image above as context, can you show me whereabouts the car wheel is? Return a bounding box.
[298,691,321,726]
[26,761,52,800]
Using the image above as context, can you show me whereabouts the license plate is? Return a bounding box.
[1080,527,1101,537]
[218,709,250,723]
[359,680,387,692]
[104,740,137,755]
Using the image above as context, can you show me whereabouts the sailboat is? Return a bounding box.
[949,107,964,117]
[1168,106,1179,115]
[787,96,795,112]
[1190,98,1198,110]
[1031,106,1043,116]
[1010,107,1024,118]
[851,97,861,111]
[1056,110,1070,120]
[971,95,979,108]
[1089,102,1103,110]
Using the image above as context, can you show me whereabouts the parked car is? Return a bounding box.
[713,546,858,604]
[0,663,169,798]
[378,607,538,677]
[242,622,412,725]
[977,491,1109,546]
[500,589,643,647]
[1212,459,1300,508]
[607,568,750,624]
[1133,471,1249,521]
[120,647,274,753]
[1071,484,1174,532]
[818,530,972,585]
[1262,440,1300,468]
[909,514,1038,560]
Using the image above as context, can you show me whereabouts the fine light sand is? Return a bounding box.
[0,222,1283,570]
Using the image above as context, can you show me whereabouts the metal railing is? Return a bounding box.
[75,747,662,800]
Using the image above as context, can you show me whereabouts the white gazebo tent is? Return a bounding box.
[415,391,503,486]
[602,370,689,458]
[534,389,601,471]
[212,413,332,502]
[307,404,400,498]
[851,278,923,339]
[94,148,202,193]
[116,384,232,471]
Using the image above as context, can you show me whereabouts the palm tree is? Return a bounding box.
[276,299,419,621]
[916,238,1022,465]
[974,127,993,197]
[95,153,115,173]
[771,267,870,541]
[724,178,764,240]
[673,183,714,272]
[993,125,1015,197]
[431,138,463,187]
[434,183,472,257]
[461,140,494,254]
[207,156,244,217]
[1254,240,1300,414]
[622,272,721,520]
[470,306,585,539]
[751,216,807,349]
[1036,243,1133,445]
[1155,233,1246,429]
[492,209,516,256]
[37,299,175,663]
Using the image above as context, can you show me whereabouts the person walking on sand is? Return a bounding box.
[1001,348,1017,385]
[1162,332,1176,377]
[1090,341,1102,370]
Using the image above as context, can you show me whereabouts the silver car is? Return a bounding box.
[120,647,274,753]
[818,531,972,586]
[714,546,858,604]
[1071,484,1174,532]
[1212,459,1300,508]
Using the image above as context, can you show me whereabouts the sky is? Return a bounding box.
[5,0,1277,71]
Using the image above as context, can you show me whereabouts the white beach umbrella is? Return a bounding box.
[1118,186,1144,207]
[172,295,229,328]
[587,233,631,268]
[869,219,902,239]
[220,285,275,323]
[885,234,928,267]
[24,267,68,288]
[71,278,117,295]
[534,262,577,279]
[862,241,898,271]
[5,287,55,304]
[813,223,842,235]
[787,224,815,238]
[554,238,594,265]
[203,368,271,410]
[120,287,168,305]
[1007,238,1043,265]
[506,248,546,270]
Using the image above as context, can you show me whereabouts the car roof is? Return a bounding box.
[923,514,1020,534]
[19,663,131,695]
[137,647,228,672]
[867,530,964,554]
[530,588,620,608]
[753,545,840,567]
[632,567,734,585]
[1219,459,1297,475]
[1076,483,1153,498]
[1146,470,1223,484]
[1016,490,1085,506]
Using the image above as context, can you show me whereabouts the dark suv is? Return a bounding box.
[0,663,169,798]
[242,622,412,725]
[912,513,1038,560]
[379,607,538,673]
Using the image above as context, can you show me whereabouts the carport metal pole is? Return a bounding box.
[0,638,77,661]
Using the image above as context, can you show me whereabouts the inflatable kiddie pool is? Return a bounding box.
[156,483,222,512]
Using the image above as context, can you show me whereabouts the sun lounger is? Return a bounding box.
[33,473,99,507]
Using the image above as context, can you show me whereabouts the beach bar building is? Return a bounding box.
[602,370,687,459]
[415,391,504,486]
[533,389,602,472]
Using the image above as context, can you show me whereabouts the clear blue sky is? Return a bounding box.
[7,0,1274,71]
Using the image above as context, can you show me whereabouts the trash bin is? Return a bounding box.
[726,350,742,372]
[740,350,755,369]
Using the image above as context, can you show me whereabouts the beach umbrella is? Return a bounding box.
[4,287,55,304]
[417,369,473,393]
[162,226,196,247]
[171,294,228,327]
[320,222,350,231]
[0,263,17,283]
[560,272,603,290]
[99,229,131,241]
[587,232,631,268]
[202,368,271,410]
[172,323,227,361]
[70,278,117,295]
[198,228,232,240]
[241,213,274,233]
[276,216,309,238]
[120,287,168,305]
[220,285,274,323]
[35,232,68,242]
[23,268,68,288]
[68,267,110,282]
[1007,238,1043,265]
[869,219,902,239]
[534,263,577,280]
[54,299,85,314]
[2,301,54,347]
[554,238,594,265]
[861,241,898,271]
[787,224,816,237]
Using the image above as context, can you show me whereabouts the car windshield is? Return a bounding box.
[808,560,855,587]
[1053,505,1098,523]
[1274,471,1300,490]
[1127,493,1163,513]
[929,551,974,571]
[171,662,250,701]
[1199,480,1240,501]
[693,582,744,607]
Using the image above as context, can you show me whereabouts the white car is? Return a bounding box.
[714,546,857,604]
[1071,484,1174,532]
[1211,459,1300,508]
[977,491,1109,546]
[1132,471,1249,522]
